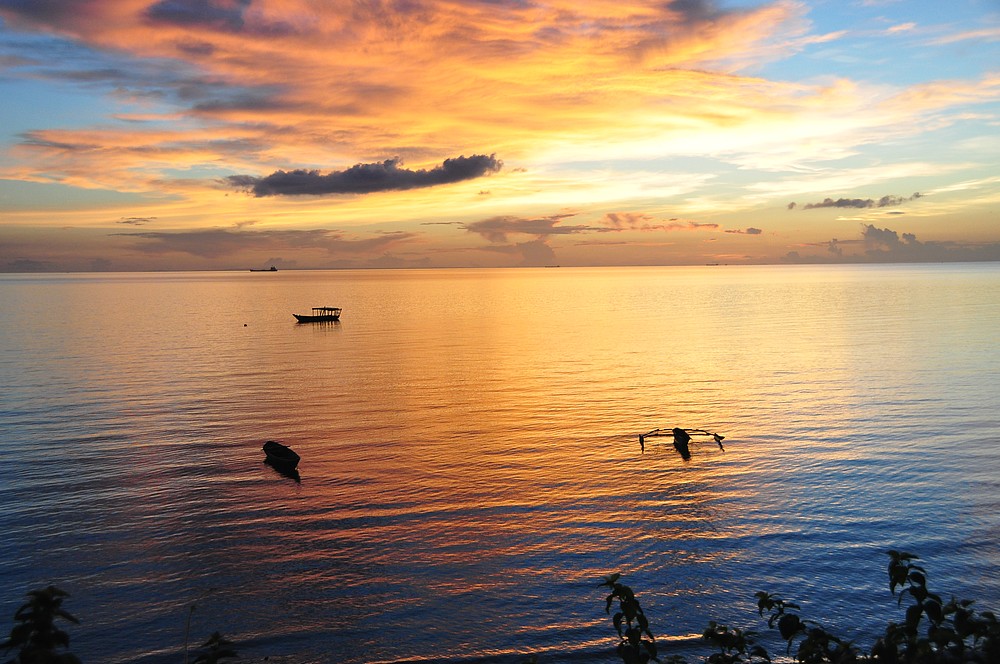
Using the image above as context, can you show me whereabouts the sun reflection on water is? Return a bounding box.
[0,265,998,662]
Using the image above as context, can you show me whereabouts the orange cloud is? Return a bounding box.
[0,0,809,194]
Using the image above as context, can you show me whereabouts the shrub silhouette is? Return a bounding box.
[1,587,238,664]
[1,586,81,664]
[603,551,999,663]
[600,573,659,663]
[5,551,995,662]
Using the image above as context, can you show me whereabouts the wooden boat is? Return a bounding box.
[293,306,341,323]
[250,266,277,272]
[262,440,300,468]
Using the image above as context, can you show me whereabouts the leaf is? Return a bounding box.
[777,614,802,641]
[889,566,908,594]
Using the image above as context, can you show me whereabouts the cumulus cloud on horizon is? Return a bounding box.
[228,154,502,197]
[784,223,1000,263]
[463,213,599,243]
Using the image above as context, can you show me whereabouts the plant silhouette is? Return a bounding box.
[1,586,80,664]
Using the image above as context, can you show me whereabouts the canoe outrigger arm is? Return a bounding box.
[639,428,725,450]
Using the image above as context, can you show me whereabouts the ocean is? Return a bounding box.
[1,264,998,663]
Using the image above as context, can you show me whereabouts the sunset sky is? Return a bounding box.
[2,0,999,271]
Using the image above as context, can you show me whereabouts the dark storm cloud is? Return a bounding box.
[228,154,502,197]
[114,228,416,258]
[792,193,923,209]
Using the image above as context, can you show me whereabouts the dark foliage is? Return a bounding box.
[1,586,80,664]
[603,551,998,664]
[600,573,660,663]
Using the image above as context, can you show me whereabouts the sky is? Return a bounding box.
[1,0,999,271]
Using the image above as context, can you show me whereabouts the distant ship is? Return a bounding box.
[250,266,278,272]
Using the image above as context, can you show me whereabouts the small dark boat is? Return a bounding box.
[262,440,300,468]
[250,266,278,272]
[293,306,341,323]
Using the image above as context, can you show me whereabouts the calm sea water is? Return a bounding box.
[0,264,998,663]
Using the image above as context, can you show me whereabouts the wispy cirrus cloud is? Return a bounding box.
[114,227,417,258]
[3,0,995,196]
[928,26,1000,45]
[0,0,812,191]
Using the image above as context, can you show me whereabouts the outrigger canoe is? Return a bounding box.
[638,427,725,459]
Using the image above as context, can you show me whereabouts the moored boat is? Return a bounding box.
[293,306,341,322]
[262,440,300,468]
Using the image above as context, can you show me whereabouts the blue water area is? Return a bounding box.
[0,264,998,663]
